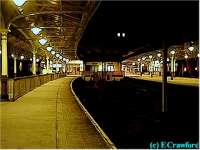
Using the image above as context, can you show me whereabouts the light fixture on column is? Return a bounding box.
[167,58,169,62]
[170,50,175,55]
[20,55,24,60]
[12,0,26,7]
[157,53,161,57]
[31,27,42,35]
[0,50,2,54]
[184,54,188,59]
[47,46,52,52]
[51,51,55,55]
[39,38,47,45]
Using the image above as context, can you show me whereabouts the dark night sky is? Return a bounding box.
[78,1,199,61]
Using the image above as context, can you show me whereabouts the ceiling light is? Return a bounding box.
[149,55,152,59]
[59,56,62,59]
[51,51,55,55]
[63,58,66,61]
[188,46,194,51]
[11,54,14,57]
[137,58,141,62]
[31,27,42,35]
[66,59,69,62]
[12,0,26,7]
[117,33,120,37]
[122,33,125,37]
[142,57,146,60]
[56,53,60,58]
[39,38,47,45]
[132,62,135,65]
[47,47,52,52]
[36,58,40,62]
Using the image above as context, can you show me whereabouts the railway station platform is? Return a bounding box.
[130,75,199,87]
[0,77,113,149]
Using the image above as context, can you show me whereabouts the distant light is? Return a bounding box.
[122,33,125,37]
[198,53,200,57]
[170,50,175,55]
[167,58,169,62]
[132,62,135,65]
[188,46,194,51]
[157,53,161,57]
[31,27,42,35]
[20,55,24,60]
[184,55,188,59]
[51,51,55,55]
[12,0,26,7]
[59,56,62,59]
[149,55,153,59]
[47,47,52,52]
[66,59,69,62]
[36,58,40,62]
[11,54,14,58]
[30,58,32,61]
[117,33,120,37]
[137,58,141,62]
[195,67,198,71]
[184,67,187,71]
[142,57,146,60]
[56,53,60,58]
[39,38,47,45]
[0,50,1,54]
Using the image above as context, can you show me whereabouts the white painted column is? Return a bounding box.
[14,57,17,76]
[1,30,8,76]
[46,57,49,74]
[32,51,36,75]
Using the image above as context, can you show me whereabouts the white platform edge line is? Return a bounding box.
[70,77,117,149]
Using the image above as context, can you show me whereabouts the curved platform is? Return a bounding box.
[0,77,111,149]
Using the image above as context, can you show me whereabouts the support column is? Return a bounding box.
[46,57,49,74]
[162,42,168,112]
[1,30,8,99]
[14,57,17,77]
[32,51,36,75]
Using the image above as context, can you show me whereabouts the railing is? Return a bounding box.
[1,73,64,101]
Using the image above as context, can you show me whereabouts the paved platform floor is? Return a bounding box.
[0,77,109,148]
[130,75,199,87]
